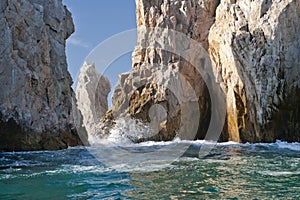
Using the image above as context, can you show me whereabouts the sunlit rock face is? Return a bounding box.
[0,0,88,151]
[76,62,111,139]
[103,0,221,142]
[209,0,300,142]
[104,0,300,143]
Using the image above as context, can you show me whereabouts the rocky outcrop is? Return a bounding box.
[0,0,88,151]
[76,62,111,139]
[102,0,299,143]
[103,0,221,142]
[209,0,300,142]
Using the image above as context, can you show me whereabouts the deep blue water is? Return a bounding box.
[0,140,299,199]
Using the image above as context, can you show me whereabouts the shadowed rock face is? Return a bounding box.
[102,0,299,143]
[0,0,88,151]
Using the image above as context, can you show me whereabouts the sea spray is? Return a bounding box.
[89,116,154,146]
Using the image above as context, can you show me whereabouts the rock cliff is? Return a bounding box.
[101,0,299,143]
[104,0,225,142]
[0,0,88,151]
[76,62,111,140]
[209,0,300,142]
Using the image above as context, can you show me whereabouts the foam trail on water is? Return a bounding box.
[259,171,300,176]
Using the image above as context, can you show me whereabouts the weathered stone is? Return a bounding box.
[76,62,111,139]
[209,0,300,142]
[0,0,88,151]
[100,0,220,142]
[98,0,300,143]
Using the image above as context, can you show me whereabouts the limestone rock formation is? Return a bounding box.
[104,0,221,142]
[0,0,88,151]
[209,0,300,142]
[76,62,111,139]
[103,0,299,143]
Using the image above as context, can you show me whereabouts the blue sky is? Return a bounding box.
[62,0,137,86]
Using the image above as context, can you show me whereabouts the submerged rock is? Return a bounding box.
[0,0,88,151]
[102,0,299,143]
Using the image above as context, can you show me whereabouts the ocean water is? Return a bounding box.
[0,140,299,199]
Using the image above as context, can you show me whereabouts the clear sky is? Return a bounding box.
[62,0,137,86]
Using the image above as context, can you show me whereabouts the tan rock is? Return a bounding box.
[209,0,300,142]
[102,0,300,143]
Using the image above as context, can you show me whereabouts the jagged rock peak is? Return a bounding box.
[76,62,111,139]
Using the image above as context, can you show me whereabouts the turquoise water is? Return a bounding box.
[0,141,299,199]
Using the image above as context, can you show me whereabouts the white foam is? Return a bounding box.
[93,115,300,151]
[137,140,179,147]
[275,140,300,151]
[136,139,240,148]
[259,171,300,176]
[89,117,154,146]
[61,165,110,174]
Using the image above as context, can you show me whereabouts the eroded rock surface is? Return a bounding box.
[103,0,220,142]
[0,0,88,151]
[100,0,300,143]
[209,0,300,142]
[76,62,111,139]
